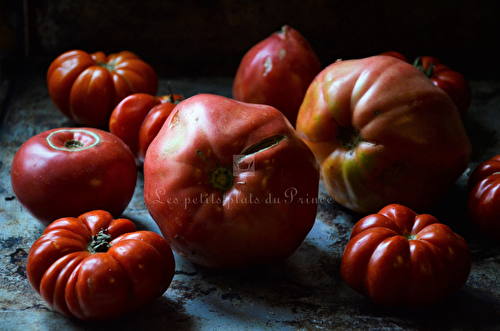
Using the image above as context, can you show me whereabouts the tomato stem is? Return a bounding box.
[87,230,112,253]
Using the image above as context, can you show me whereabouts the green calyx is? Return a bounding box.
[98,60,115,72]
[87,230,112,254]
[404,233,417,241]
[413,57,434,78]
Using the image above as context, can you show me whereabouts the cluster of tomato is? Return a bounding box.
[9,24,499,320]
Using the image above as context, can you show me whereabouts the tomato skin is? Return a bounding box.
[296,55,471,214]
[47,50,158,129]
[341,204,471,308]
[467,155,500,240]
[109,93,162,160]
[137,101,177,163]
[10,128,137,226]
[380,51,408,62]
[381,51,471,117]
[26,210,176,321]
[143,94,319,270]
[233,25,322,126]
[109,93,182,164]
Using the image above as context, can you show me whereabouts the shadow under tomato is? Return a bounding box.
[63,295,194,331]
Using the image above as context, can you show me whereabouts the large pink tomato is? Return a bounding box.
[233,25,322,126]
[143,94,319,270]
[296,55,471,214]
[11,128,137,226]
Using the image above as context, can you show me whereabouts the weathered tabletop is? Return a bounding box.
[1,60,499,331]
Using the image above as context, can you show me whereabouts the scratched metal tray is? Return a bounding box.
[1,60,499,330]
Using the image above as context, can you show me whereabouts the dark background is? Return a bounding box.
[1,0,499,78]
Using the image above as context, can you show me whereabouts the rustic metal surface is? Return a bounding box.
[1,60,500,330]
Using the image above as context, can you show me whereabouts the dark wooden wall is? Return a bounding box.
[1,0,499,78]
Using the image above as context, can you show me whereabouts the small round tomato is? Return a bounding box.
[144,94,319,270]
[137,100,179,163]
[11,128,137,226]
[109,92,182,164]
[414,55,471,117]
[233,25,322,126]
[109,93,162,159]
[381,51,471,117]
[467,154,500,240]
[341,204,471,308]
[47,50,158,128]
[26,210,176,321]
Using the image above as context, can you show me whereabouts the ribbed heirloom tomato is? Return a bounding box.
[143,94,319,270]
[11,128,137,226]
[341,204,471,308]
[381,51,471,117]
[26,210,176,321]
[233,25,322,126]
[296,55,471,214]
[467,154,500,240]
[47,50,158,128]
[109,92,183,164]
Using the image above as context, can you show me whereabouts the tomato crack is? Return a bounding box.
[238,134,287,160]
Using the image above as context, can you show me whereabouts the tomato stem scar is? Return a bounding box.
[208,166,234,192]
[64,140,84,149]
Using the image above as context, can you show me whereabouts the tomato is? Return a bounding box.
[381,51,471,117]
[415,55,471,117]
[143,94,319,270]
[233,25,322,126]
[26,210,176,321]
[109,92,182,163]
[341,204,471,308]
[137,97,181,163]
[467,154,500,240]
[47,50,158,129]
[296,55,471,215]
[379,51,408,62]
[11,128,137,226]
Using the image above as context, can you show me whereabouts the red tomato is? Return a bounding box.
[233,25,322,126]
[296,55,471,214]
[341,204,471,308]
[10,128,137,226]
[467,154,500,240]
[379,51,408,62]
[381,51,471,117]
[26,210,176,321]
[137,101,178,163]
[143,94,319,270]
[415,55,471,117]
[109,92,182,164]
[47,50,158,128]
